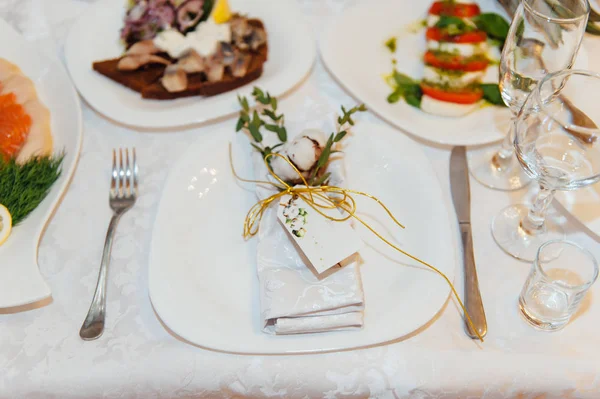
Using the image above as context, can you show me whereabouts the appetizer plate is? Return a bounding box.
[148,122,459,354]
[64,0,315,129]
[0,19,83,308]
[319,0,588,146]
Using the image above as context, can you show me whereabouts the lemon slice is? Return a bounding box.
[0,204,12,246]
[212,0,232,24]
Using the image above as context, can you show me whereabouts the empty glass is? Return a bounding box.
[519,240,598,331]
[469,0,589,191]
[492,69,600,262]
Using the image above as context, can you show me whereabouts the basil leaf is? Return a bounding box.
[387,88,404,104]
[393,70,415,86]
[404,84,422,108]
[481,83,504,106]
[474,13,510,41]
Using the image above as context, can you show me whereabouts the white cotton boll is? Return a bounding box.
[287,129,326,171]
[270,152,305,181]
[270,129,327,182]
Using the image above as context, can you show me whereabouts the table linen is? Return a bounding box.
[2,0,600,397]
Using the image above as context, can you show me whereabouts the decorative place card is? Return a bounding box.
[277,192,363,274]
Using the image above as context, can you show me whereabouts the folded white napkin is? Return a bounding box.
[252,138,365,335]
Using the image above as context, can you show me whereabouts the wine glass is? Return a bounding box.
[469,0,589,191]
[492,69,600,262]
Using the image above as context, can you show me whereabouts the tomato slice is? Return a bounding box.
[420,83,483,104]
[426,27,487,43]
[428,1,481,18]
[423,51,489,71]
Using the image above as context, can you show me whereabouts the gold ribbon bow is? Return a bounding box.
[230,145,484,342]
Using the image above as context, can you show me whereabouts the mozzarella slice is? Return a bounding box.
[426,40,486,57]
[423,66,484,87]
[426,14,475,28]
[421,95,480,117]
[427,14,440,27]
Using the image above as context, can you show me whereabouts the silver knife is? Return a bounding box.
[449,146,487,339]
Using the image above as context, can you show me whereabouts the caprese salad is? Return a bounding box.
[386,0,510,117]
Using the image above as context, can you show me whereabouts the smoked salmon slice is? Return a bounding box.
[0,100,32,159]
[0,58,52,162]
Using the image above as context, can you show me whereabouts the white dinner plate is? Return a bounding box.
[319,0,588,146]
[148,122,458,354]
[0,19,83,308]
[64,0,315,129]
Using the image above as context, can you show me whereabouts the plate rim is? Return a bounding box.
[147,121,459,354]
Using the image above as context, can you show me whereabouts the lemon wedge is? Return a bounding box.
[0,204,12,246]
[212,0,232,24]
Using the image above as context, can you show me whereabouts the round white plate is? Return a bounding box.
[0,19,83,308]
[320,0,588,146]
[64,0,315,129]
[148,122,458,354]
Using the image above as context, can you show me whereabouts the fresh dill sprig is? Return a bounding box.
[0,154,64,225]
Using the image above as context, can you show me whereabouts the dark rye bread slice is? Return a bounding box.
[92,60,166,93]
[92,19,268,100]
[141,43,268,99]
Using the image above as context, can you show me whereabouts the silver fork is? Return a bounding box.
[80,148,139,341]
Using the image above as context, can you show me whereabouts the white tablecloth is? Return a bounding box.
[2,0,600,397]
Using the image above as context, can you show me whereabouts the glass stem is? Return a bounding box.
[522,185,556,235]
[491,116,517,171]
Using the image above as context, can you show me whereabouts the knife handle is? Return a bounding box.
[460,224,487,339]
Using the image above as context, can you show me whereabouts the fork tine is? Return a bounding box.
[118,148,125,198]
[125,149,131,197]
[111,149,118,198]
[133,148,139,196]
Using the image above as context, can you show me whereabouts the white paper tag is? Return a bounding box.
[277,192,363,274]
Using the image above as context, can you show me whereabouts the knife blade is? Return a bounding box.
[449,146,487,339]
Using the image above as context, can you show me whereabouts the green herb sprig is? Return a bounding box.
[0,154,64,226]
[308,104,367,185]
[237,87,287,160]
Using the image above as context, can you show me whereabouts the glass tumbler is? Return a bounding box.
[519,240,598,331]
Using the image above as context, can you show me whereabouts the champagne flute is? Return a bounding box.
[468,0,589,191]
[492,69,600,262]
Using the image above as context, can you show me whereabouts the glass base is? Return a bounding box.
[468,146,531,191]
[491,204,565,262]
[518,297,568,331]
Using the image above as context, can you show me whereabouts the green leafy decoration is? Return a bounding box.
[308,104,366,185]
[236,87,287,160]
[387,69,422,109]
[481,83,504,105]
[474,13,510,42]
[0,154,64,226]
